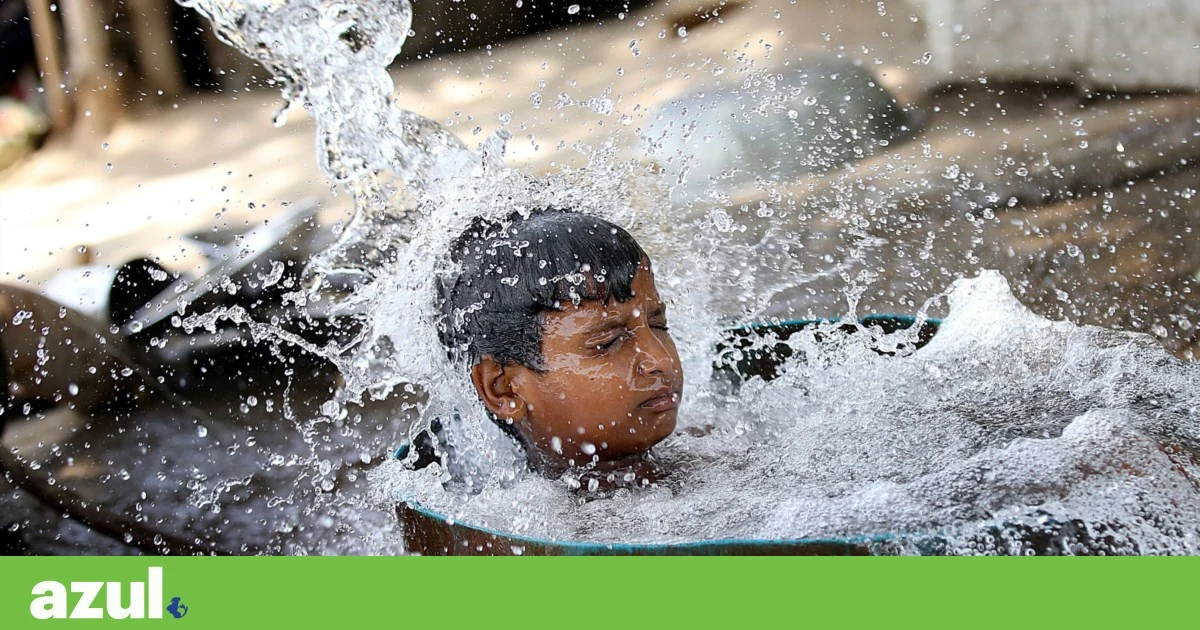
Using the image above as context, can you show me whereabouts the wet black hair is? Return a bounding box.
[437,208,648,372]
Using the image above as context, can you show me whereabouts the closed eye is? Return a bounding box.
[597,330,631,351]
[649,304,669,330]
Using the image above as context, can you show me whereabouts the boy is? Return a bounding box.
[428,208,684,483]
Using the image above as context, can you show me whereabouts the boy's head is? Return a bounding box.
[438,208,683,473]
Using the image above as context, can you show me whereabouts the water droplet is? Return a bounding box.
[196,425,208,438]
[567,4,580,14]
[105,162,113,172]
[583,97,614,115]
[709,208,734,232]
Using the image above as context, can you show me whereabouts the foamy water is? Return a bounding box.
[375,272,1200,554]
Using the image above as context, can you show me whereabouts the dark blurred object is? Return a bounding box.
[0,319,8,428]
[107,201,359,394]
[713,315,941,388]
[1,282,152,421]
[108,258,178,334]
[170,2,221,90]
[403,1,657,60]
[0,522,27,555]
[0,0,34,95]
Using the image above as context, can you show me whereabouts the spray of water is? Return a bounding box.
[176,0,1200,553]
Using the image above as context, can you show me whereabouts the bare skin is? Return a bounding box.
[470,263,683,479]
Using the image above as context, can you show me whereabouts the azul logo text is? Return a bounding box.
[29,566,187,620]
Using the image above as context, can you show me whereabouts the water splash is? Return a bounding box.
[377,272,1200,553]
[174,0,1200,554]
[175,0,721,533]
[180,0,499,283]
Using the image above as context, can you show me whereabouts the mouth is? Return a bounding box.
[639,388,680,413]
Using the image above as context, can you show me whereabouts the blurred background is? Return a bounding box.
[5,0,1198,291]
[1,0,660,282]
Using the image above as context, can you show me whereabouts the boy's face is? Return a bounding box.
[479,263,683,470]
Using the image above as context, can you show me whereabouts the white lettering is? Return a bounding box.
[29,567,167,620]
[106,581,145,620]
[68,582,103,619]
[148,567,163,619]
[30,581,67,620]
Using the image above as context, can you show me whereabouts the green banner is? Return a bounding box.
[0,557,1192,627]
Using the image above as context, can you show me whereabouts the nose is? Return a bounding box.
[636,352,661,377]
[634,328,677,378]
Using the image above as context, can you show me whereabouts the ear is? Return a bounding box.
[470,357,528,422]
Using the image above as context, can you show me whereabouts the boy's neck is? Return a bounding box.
[531,450,665,492]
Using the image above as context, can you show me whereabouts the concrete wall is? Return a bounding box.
[915,0,1200,90]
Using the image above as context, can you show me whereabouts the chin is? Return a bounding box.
[600,417,675,461]
[642,411,678,447]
